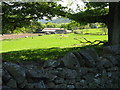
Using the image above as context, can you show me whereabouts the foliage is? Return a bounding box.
[13,27,26,34]
[45,22,56,28]
[67,2,109,24]
[58,21,106,31]
[2,2,66,33]
[98,23,107,28]
[28,20,44,33]
[12,20,44,34]
[85,2,109,10]
[59,20,80,30]
[2,2,110,33]
[42,20,80,30]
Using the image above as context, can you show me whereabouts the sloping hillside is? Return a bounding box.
[38,18,71,24]
[52,18,71,23]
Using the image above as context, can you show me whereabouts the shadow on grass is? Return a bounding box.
[2,45,104,63]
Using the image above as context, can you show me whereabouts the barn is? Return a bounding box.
[42,28,66,34]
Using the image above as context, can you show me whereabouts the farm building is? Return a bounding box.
[42,28,67,34]
[66,30,72,33]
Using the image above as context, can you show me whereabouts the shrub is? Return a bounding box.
[73,31,82,34]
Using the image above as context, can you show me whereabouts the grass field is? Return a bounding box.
[2,33,107,53]
[77,28,108,35]
[1,32,108,62]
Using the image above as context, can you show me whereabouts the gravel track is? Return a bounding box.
[0,33,42,40]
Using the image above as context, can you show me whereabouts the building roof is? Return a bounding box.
[42,28,65,31]
[66,30,72,32]
[42,30,56,32]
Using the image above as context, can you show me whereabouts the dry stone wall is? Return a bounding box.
[2,45,120,89]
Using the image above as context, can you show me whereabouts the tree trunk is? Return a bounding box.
[107,2,120,45]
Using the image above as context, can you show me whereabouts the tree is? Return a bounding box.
[11,20,43,34]
[2,1,120,45]
[68,20,81,30]
[107,2,120,45]
[45,22,56,28]
[2,2,66,33]
[66,2,120,45]
[0,3,2,34]
[28,20,43,33]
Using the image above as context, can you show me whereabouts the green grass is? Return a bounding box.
[1,32,108,62]
[77,28,108,35]
[2,45,104,63]
[1,33,107,53]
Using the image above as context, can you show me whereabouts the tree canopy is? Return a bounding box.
[2,2,109,32]
[2,2,66,33]
[2,1,120,45]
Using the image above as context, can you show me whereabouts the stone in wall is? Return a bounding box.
[62,52,80,69]
[3,62,26,85]
[43,59,61,68]
[103,45,120,55]
[79,48,99,67]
